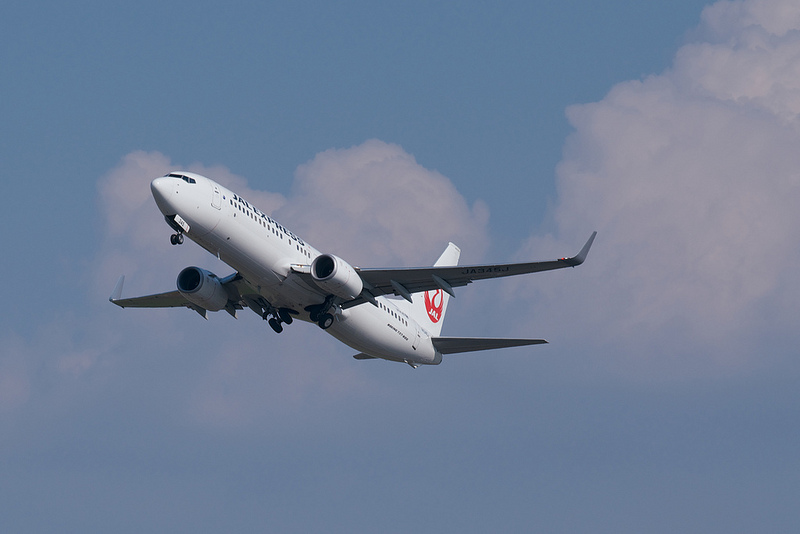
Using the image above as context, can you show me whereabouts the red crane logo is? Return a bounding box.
[424,289,444,323]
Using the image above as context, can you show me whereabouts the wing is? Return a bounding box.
[109,273,252,318]
[342,231,596,308]
[109,276,188,308]
[431,337,547,354]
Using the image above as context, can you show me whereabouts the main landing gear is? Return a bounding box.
[263,307,298,334]
[170,232,184,245]
[267,316,282,333]
[316,313,334,330]
[258,297,336,334]
[306,296,336,330]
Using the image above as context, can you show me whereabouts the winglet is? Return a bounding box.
[110,275,125,305]
[566,231,597,267]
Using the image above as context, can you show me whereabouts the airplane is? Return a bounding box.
[110,171,596,368]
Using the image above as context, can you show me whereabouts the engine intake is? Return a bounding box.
[311,254,363,300]
[177,266,228,311]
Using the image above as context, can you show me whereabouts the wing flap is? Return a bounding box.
[431,337,547,354]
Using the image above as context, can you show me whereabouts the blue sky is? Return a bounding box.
[3,1,800,532]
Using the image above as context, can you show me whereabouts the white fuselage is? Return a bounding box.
[150,172,441,365]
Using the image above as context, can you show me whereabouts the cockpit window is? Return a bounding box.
[166,173,196,184]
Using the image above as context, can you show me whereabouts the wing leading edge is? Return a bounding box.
[343,231,596,308]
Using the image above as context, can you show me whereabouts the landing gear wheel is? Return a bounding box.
[278,308,294,325]
[170,233,184,245]
[268,317,283,333]
[317,313,334,330]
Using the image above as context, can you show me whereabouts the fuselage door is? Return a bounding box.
[412,322,421,350]
[212,185,222,210]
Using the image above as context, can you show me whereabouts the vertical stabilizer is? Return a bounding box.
[408,242,460,336]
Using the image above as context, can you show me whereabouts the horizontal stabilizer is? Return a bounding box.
[431,337,547,355]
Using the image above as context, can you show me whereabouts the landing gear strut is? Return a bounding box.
[170,233,184,245]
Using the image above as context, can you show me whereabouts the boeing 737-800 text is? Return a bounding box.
[110,172,595,367]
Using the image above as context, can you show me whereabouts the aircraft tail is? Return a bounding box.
[408,242,460,336]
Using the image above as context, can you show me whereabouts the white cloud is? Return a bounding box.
[699,0,800,40]
[512,0,800,376]
[678,1,800,121]
[277,139,490,266]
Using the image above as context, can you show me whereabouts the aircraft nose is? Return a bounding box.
[150,177,173,213]
[151,176,167,197]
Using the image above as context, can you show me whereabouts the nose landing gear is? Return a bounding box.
[164,214,188,245]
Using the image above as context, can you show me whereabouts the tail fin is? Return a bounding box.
[408,242,460,336]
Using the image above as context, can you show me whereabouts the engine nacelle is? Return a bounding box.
[176,266,229,311]
[311,254,364,300]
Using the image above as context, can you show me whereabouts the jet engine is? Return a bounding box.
[176,266,229,311]
[311,254,363,300]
